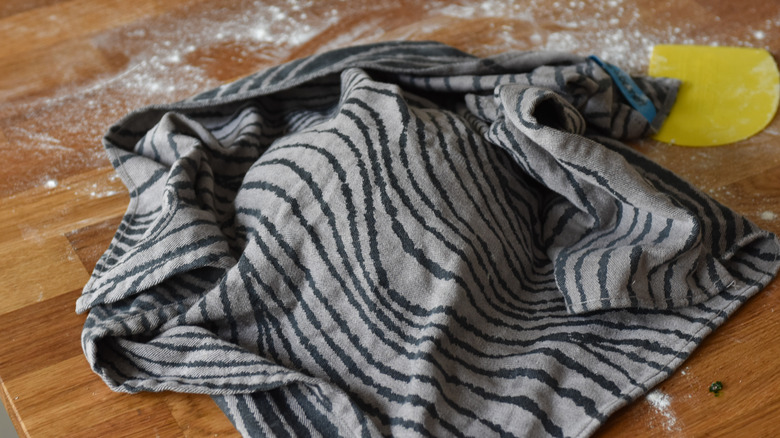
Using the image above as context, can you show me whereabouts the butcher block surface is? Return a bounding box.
[1,0,779,436]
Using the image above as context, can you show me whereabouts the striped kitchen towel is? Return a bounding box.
[77,41,780,437]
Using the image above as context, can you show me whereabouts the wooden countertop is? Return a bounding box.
[1,0,778,436]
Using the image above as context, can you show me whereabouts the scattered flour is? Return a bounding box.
[431,0,776,73]
[89,190,120,199]
[3,0,777,196]
[646,390,680,432]
[7,128,71,153]
[1,0,349,195]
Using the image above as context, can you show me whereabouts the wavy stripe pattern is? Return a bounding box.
[77,41,780,437]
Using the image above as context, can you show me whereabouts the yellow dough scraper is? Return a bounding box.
[648,44,780,147]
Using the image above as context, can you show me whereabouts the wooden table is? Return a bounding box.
[1,0,778,436]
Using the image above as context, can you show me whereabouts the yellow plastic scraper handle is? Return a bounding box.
[648,44,780,147]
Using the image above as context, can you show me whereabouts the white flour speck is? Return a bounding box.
[45,179,58,189]
[166,52,182,64]
[754,30,766,40]
[647,390,671,410]
[646,390,680,431]
[252,25,272,41]
[760,211,778,220]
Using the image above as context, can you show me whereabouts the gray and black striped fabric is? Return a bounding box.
[77,41,780,437]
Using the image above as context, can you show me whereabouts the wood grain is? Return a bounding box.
[0,0,164,59]
[66,216,124,273]
[0,0,778,436]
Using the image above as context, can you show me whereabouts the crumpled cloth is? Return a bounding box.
[77,41,780,437]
